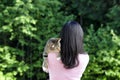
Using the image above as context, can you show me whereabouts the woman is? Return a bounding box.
[45,21,89,80]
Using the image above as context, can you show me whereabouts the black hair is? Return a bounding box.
[60,21,84,69]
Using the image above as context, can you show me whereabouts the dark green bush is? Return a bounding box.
[82,25,120,80]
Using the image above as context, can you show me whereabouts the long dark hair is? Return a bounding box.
[60,21,84,69]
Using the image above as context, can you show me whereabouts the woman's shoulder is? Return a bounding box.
[79,52,89,62]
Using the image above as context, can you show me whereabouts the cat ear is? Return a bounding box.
[57,38,61,43]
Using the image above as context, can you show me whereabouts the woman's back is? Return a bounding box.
[48,52,89,80]
[42,21,89,80]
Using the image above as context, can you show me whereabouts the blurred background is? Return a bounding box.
[0,0,120,80]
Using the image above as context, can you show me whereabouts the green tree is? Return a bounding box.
[60,0,120,30]
[106,4,120,32]
[0,0,74,79]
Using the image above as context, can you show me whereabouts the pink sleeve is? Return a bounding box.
[79,54,89,77]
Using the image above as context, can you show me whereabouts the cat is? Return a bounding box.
[42,38,61,73]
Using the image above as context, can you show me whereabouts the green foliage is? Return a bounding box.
[106,5,120,31]
[0,46,29,80]
[0,0,74,79]
[60,0,120,30]
[82,25,120,80]
[0,0,120,80]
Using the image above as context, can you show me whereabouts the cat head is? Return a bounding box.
[46,38,61,53]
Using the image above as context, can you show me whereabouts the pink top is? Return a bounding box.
[48,52,89,80]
